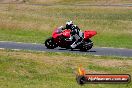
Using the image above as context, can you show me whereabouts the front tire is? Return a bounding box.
[45,37,57,49]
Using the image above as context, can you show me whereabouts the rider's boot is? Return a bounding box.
[70,42,77,49]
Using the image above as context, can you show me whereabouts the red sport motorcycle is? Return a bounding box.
[45,28,97,51]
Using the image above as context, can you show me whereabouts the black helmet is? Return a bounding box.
[66,21,73,29]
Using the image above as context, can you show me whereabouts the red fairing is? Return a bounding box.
[52,29,71,38]
[84,30,97,40]
[52,28,63,38]
[62,30,71,38]
[52,28,97,40]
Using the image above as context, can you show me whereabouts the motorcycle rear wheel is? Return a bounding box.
[80,41,93,51]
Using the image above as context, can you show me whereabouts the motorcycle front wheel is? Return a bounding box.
[45,37,58,49]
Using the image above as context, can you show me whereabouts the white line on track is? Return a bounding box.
[0,41,41,45]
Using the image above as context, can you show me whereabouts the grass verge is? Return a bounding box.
[0,49,132,88]
[27,0,132,4]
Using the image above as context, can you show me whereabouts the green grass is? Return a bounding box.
[0,4,132,48]
[0,28,50,43]
[27,0,132,4]
[0,49,132,88]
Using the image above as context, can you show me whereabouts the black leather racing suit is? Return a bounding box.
[65,25,83,48]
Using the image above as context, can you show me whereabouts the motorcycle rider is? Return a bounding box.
[59,21,83,48]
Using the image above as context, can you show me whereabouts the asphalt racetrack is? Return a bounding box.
[0,41,132,57]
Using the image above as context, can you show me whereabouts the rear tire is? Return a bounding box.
[88,42,93,50]
[45,37,57,49]
[86,39,93,50]
[80,41,93,51]
[80,42,88,52]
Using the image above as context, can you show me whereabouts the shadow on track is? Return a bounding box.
[58,48,96,52]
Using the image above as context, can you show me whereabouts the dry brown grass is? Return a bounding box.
[0,4,132,33]
[90,59,132,67]
[28,0,132,4]
[29,0,62,4]
[1,0,132,4]
[0,49,132,70]
[0,49,132,88]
